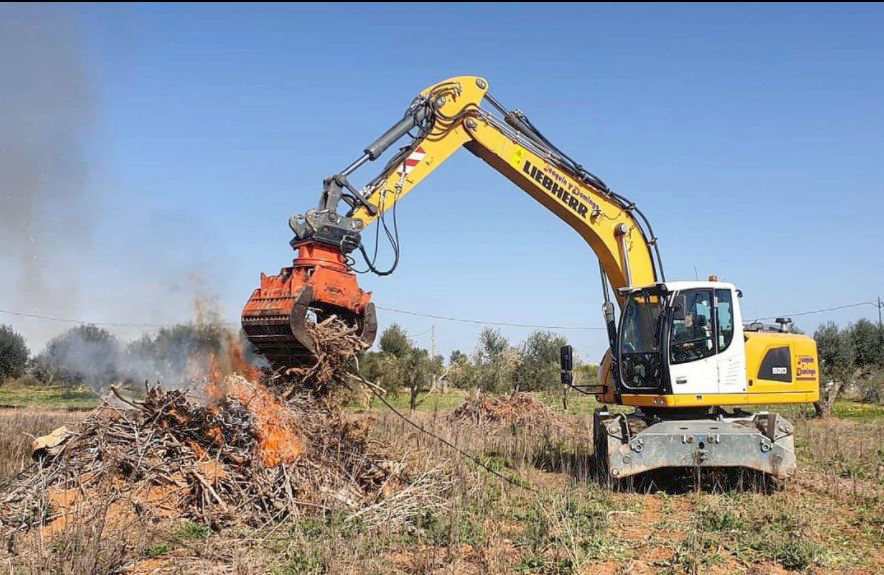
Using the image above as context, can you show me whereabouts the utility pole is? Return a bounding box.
[430,324,440,392]
[877,296,882,328]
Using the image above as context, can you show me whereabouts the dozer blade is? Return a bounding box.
[241,241,376,368]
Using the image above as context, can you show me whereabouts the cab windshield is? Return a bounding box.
[619,289,665,390]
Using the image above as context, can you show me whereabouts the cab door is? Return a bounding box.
[714,288,747,394]
[667,289,718,395]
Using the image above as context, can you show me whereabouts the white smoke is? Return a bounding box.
[37,297,261,394]
[0,11,94,342]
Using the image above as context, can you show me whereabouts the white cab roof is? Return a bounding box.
[661,280,737,291]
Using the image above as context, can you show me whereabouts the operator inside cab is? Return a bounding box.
[670,291,714,364]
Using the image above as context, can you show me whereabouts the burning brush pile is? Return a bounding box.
[0,319,431,534]
[449,392,559,431]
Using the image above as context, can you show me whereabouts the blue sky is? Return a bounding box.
[1,3,882,362]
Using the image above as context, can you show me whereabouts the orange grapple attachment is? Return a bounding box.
[241,241,377,367]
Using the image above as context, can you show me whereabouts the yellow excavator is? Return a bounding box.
[242,76,819,483]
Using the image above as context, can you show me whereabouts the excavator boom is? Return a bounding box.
[243,76,663,367]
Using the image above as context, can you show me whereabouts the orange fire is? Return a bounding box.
[209,332,260,383]
[184,316,300,468]
[224,333,260,382]
[231,377,304,467]
[188,291,260,386]
[199,331,261,402]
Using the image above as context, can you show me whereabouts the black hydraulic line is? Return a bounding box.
[343,99,437,276]
[610,192,665,283]
[357,186,401,276]
[487,96,665,283]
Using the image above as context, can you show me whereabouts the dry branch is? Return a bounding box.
[0,319,433,536]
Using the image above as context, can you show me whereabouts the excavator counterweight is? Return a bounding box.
[241,241,377,367]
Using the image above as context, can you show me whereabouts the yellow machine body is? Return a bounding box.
[596,330,819,408]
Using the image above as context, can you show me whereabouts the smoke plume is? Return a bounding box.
[36,295,262,397]
[0,11,93,331]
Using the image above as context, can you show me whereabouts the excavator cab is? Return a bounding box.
[241,240,377,367]
[615,282,743,398]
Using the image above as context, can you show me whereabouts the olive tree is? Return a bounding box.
[364,324,443,409]
[0,325,29,383]
[813,322,855,417]
[34,325,121,390]
[512,330,568,392]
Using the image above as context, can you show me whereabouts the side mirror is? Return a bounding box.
[560,345,573,372]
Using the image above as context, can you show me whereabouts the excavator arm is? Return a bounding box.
[242,76,664,367]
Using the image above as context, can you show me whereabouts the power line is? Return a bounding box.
[751,301,877,322]
[1,304,599,332]
[410,325,435,339]
[0,308,186,329]
[2,298,880,332]
[373,304,606,331]
[346,371,535,493]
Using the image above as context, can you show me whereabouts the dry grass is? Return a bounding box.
[0,401,881,574]
[0,410,87,482]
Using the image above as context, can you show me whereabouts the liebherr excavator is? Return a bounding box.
[242,76,819,483]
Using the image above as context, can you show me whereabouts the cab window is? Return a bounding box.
[619,291,665,390]
[715,289,734,352]
[669,289,715,364]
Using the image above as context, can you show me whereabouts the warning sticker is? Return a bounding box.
[510,144,526,171]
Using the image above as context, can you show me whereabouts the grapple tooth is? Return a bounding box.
[360,303,378,346]
[289,285,317,355]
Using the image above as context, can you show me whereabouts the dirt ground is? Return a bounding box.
[0,403,881,575]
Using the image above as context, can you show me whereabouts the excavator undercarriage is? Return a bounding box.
[593,408,796,483]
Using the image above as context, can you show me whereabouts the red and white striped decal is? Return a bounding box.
[396,146,426,175]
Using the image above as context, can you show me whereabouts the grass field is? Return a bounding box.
[361,388,884,422]
[0,382,99,410]
[0,389,882,574]
[4,380,883,422]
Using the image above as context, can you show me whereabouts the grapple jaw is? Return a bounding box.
[241,241,376,368]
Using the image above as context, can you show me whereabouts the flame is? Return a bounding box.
[223,332,259,382]
[180,289,299,467]
[208,333,259,383]
[230,377,304,467]
[196,331,260,402]
[186,290,259,389]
